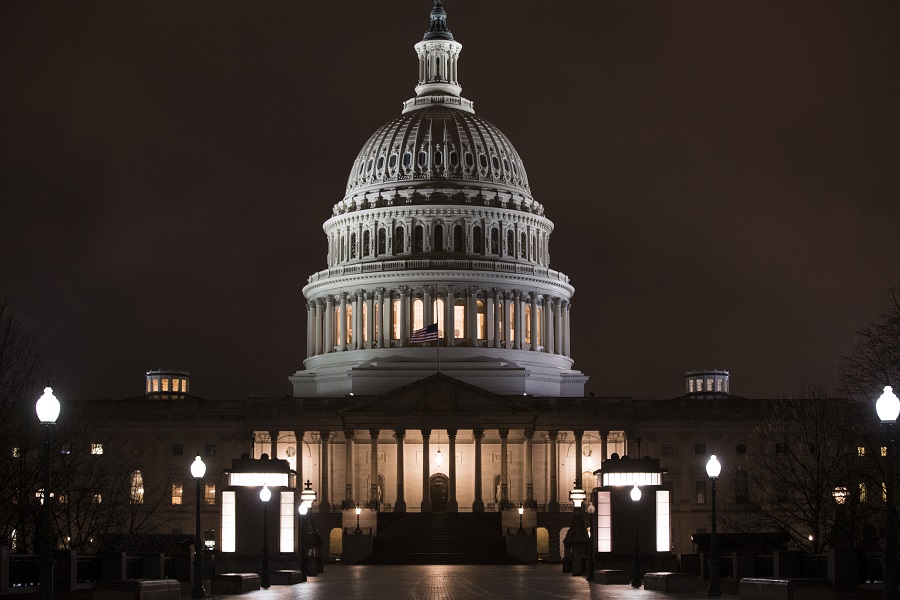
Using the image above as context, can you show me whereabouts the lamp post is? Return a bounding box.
[631,483,642,588]
[354,504,362,534]
[586,493,596,582]
[517,505,525,534]
[36,386,60,600]
[259,484,271,589]
[190,454,206,598]
[706,454,722,597]
[299,480,316,580]
[877,385,900,600]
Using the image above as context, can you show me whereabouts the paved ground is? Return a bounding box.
[223,565,739,600]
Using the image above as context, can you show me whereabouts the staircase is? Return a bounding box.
[366,512,515,564]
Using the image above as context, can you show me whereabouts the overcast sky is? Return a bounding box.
[2,1,898,401]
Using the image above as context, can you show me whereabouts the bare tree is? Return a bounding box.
[842,283,900,401]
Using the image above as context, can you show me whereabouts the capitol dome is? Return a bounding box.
[290,1,588,398]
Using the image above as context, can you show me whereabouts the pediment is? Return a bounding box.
[340,373,536,428]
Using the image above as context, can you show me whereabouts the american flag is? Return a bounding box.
[410,323,439,343]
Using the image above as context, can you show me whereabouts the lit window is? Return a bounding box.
[858,446,866,457]
[597,491,611,552]
[413,299,424,332]
[362,302,368,342]
[152,379,159,392]
[12,447,20,458]
[280,491,295,552]
[346,304,353,344]
[91,443,104,455]
[689,380,695,393]
[536,306,542,345]
[173,379,180,392]
[434,298,445,338]
[130,471,144,504]
[162,378,169,392]
[454,300,465,339]
[392,299,400,340]
[716,379,723,392]
[884,483,889,503]
[509,303,515,342]
[146,379,151,393]
[656,490,670,552]
[93,493,102,504]
[695,481,706,504]
[205,483,216,505]
[524,304,531,345]
[221,491,236,552]
[172,483,183,505]
[860,483,868,502]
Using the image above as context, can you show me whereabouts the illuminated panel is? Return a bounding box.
[602,472,661,487]
[228,473,289,487]
[280,491,295,552]
[656,490,670,552]
[597,491,611,552]
[221,491,236,553]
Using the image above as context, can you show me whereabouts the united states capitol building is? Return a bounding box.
[69,2,772,567]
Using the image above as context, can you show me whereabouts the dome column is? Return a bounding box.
[446,286,456,347]
[365,292,375,349]
[512,290,523,350]
[338,293,348,352]
[530,293,539,351]
[554,298,563,356]
[324,296,335,353]
[544,296,555,354]
[486,290,495,347]
[399,286,411,345]
[306,302,315,357]
[394,430,406,512]
[375,289,385,348]
[492,289,501,348]
[423,286,434,327]
[465,287,477,345]
[564,301,572,357]
[472,429,485,512]
[319,431,331,513]
[315,299,324,356]
[369,429,380,509]
[502,292,512,349]
[523,429,535,508]
[381,290,391,347]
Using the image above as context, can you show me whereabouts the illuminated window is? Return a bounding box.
[477,300,486,340]
[392,299,400,340]
[858,446,866,457]
[362,302,368,342]
[350,233,357,259]
[181,378,188,393]
[860,483,868,502]
[524,304,532,345]
[222,491,236,552]
[656,490,670,552]
[172,483,183,505]
[91,443,104,455]
[597,491,611,552]
[346,305,353,344]
[695,481,706,504]
[882,447,888,457]
[162,378,169,392]
[497,302,504,343]
[280,491,295,552]
[152,379,159,392]
[12,447,20,458]
[173,378,180,392]
[334,306,340,346]
[884,483,889,502]
[434,298,445,338]
[130,471,144,504]
[205,483,216,505]
[413,299,424,332]
[716,379,723,392]
[536,306,542,345]
[689,380,694,393]
[93,493,102,504]
[454,299,465,339]
[706,379,713,391]
[146,379,151,393]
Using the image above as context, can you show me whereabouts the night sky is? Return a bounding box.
[2,1,898,401]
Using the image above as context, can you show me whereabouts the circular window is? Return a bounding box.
[736,444,747,454]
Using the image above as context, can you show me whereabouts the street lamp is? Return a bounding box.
[877,385,900,600]
[586,494,596,582]
[706,454,722,597]
[569,481,586,511]
[517,505,525,534]
[354,504,362,534]
[259,484,271,589]
[631,483,642,588]
[190,454,206,598]
[298,480,316,580]
[36,386,60,600]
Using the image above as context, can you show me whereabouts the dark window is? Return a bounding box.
[376,156,384,171]
[473,226,483,254]
[491,156,500,170]
[377,229,386,255]
[490,228,499,254]
[418,151,427,166]
[350,233,357,259]
[695,481,707,504]
[735,470,749,504]
[694,443,706,455]
[506,231,514,256]
[394,226,404,254]
[403,152,412,168]
[389,154,398,169]
[366,158,373,172]
[449,152,459,166]
[204,444,216,457]
[775,443,787,454]
[503,158,510,171]
[453,225,463,252]
[434,151,443,166]
[434,225,444,251]
[465,152,474,167]
[520,232,526,258]
[172,444,183,456]
[413,225,424,253]
[363,230,370,257]
[479,154,488,169]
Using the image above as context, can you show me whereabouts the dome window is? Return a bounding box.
[479,154,488,169]
[389,154,398,169]
[434,151,443,166]
[367,158,374,172]
[402,152,412,168]
[512,162,519,176]
[465,152,474,168]
[418,151,427,166]
[449,152,459,166]
[491,156,500,170]
[376,156,385,171]
[503,158,510,172]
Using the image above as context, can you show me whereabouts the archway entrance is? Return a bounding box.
[429,474,449,512]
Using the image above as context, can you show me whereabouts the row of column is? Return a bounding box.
[306,287,571,358]
[266,428,623,514]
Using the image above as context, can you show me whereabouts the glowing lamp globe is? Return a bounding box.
[876,386,900,423]
[630,483,642,502]
[298,503,308,516]
[36,386,61,424]
[518,506,524,516]
[435,449,443,467]
[259,484,271,503]
[706,454,722,478]
[569,484,586,507]
[584,452,593,472]
[190,454,206,479]
[300,480,317,508]
[355,506,362,516]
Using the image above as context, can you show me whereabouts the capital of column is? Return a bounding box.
[369,428,380,440]
[325,296,335,307]
[344,429,355,441]
[399,285,411,297]
[393,429,406,441]
[547,430,559,441]
[523,429,535,440]
[319,430,331,442]
[447,429,458,439]
[499,428,509,440]
[421,428,431,439]
[365,291,374,301]
[473,429,484,440]
[574,430,584,440]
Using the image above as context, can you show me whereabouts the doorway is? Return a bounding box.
[429,474,449,512]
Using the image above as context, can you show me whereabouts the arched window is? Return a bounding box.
[434,298,445,339]
[434,224,444,252]
[377,228,386,255]
[363,230,370,257]
[520,232,527,258]
[350,233,357,259]
[477,300,486,340]
[346,305,353,345]
[536,306,542,346]
[530,235,536,259]
[490,228,499,255]
[453,225,463,252]
[392,299,400,340]
[454,298,465,340]
[473,226,483,254]
[506,231,514,257]
[362,302,368,343]
[509,303,516,343]
[413,299,424,332]
[414,225,424,253]
[394,226,404,255]
[525,304,532,345]
[497,302,504,344]
[340,235,345,262]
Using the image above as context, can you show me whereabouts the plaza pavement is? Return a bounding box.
[215,564,740,600]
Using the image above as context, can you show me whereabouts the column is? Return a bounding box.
[486,290,495,348]
[524,429,535,508]
[465,287,477,344]
[306,302,315,357]
[544,295,554,354]
[314,299,324,355]
[338,293,347,352]
[574,430,584,488]
[492,289,501,348]
[324,296,334,352]
[423,286,433,326]
[294,430,305,483]
[446,286,455,347]
[564,300,572,357]
[352,292,361,350]
[421,429,432,512]
[344,430,354,508]
[319,431,331,513]
[382,290,392,347]
[548,430,560,512]
[554,298,563,355]
[499,428,509,509]
[516,291,526,350]
[269,430,278,458]
[600,431,609,463]
[369,429,380,509]
[530,293,539,351]
[365,292,375,349]
[394,430,407,512]
[473,429,484,512]
[447,430,458,512]
[399,286,410,346]
[503,292,513,349]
